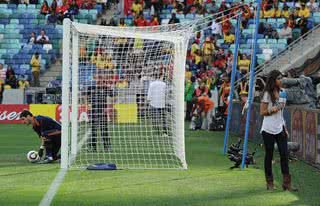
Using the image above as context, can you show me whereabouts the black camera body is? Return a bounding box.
[227,139,256,169]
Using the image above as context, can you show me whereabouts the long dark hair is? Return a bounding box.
[263,70,282,104]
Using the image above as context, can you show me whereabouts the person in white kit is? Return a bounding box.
[260,70,297,191]
[147,74,167,136]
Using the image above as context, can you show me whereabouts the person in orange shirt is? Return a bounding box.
[190,92,214,130]
[198,92,214,130]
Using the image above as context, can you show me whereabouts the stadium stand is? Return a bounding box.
[0,0,101,90]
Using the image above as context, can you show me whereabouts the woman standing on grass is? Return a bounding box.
[260,70,297,191]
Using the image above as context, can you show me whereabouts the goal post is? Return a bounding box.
[61,19,191,169]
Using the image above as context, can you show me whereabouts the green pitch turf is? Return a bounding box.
[1,124,320,206]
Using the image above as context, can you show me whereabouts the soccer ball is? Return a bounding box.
[27,150,40,163]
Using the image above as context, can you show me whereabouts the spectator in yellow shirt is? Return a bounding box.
[202,37,215,65]
[298,4,310,18]
[131,0,142,16]
[30,52,41,87]
[91,53,106,69]
[281,6,290,18]
[194,49,202,65]
[119,18,126,27]
[185,65,192,80]
[273,6,281,17]
[238,54,250,73]
[19,79,30,90]
[116,78,128,88]
[105,55,114,69]
[263,5,275,18]
[224,31,235,44]
[191,41,200,57]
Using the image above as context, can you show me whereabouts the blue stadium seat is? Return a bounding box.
[277,18,286,24]
[267,18,276,24]
[186,14,194,20]
[247,39,254,44]
[278,39,287,44]
[18,4,27,9]
[242,49,252,55]
[267,39,277,44]
[313,12,320,17]
[257,39,266,44]
[277,44,287,51]
[8,4,17,9]
[27,4,36,9]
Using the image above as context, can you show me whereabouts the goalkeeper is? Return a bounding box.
[20,110,61,164]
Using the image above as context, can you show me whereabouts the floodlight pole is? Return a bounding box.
[223,12,242,154]
[241,0,262,169]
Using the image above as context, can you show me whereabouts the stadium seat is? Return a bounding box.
[267,39,277,44]
[248,24,256,29]
[286,2,294,8]
[257,39,266,44]
[242,49,252,55]
[267,18,276,24]
[277,18,286,24]
[8,4,17,9]
[18,4,27,9]
[27,4,36,9]
[278,39,287,44]
[259,44,270,49]
[277,44,287,51]
[195,14,203,19]
[186,14,194,20]
[247,39,254,44]
[313,12,320,17]
[89,10,98,16]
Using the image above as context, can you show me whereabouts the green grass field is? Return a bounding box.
[1,124,320,206]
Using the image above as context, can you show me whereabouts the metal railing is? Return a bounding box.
[233,24,320,90]
[256,23,320,76]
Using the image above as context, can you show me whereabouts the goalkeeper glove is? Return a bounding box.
[38,146,45,158]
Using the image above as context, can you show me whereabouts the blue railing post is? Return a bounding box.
[241,0,262,169]
[223,12,242,154]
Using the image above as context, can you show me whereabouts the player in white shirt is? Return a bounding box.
[147,75,167,135]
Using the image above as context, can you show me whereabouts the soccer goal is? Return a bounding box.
[61,19,191,169]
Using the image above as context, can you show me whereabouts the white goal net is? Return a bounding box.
[61,19,191,169]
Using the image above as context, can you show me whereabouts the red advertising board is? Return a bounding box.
[0,104,29,124]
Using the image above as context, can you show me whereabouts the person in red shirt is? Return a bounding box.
[219,75,230,115]
[81,0,94,9]
[68,0,82,7]
[149,15,159,26]
[40,0,51,15]
[195,82,209,97]
[212,54,226,71]
[134,14,148,27]
[56,0,69,14]
[222,18,232,34]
